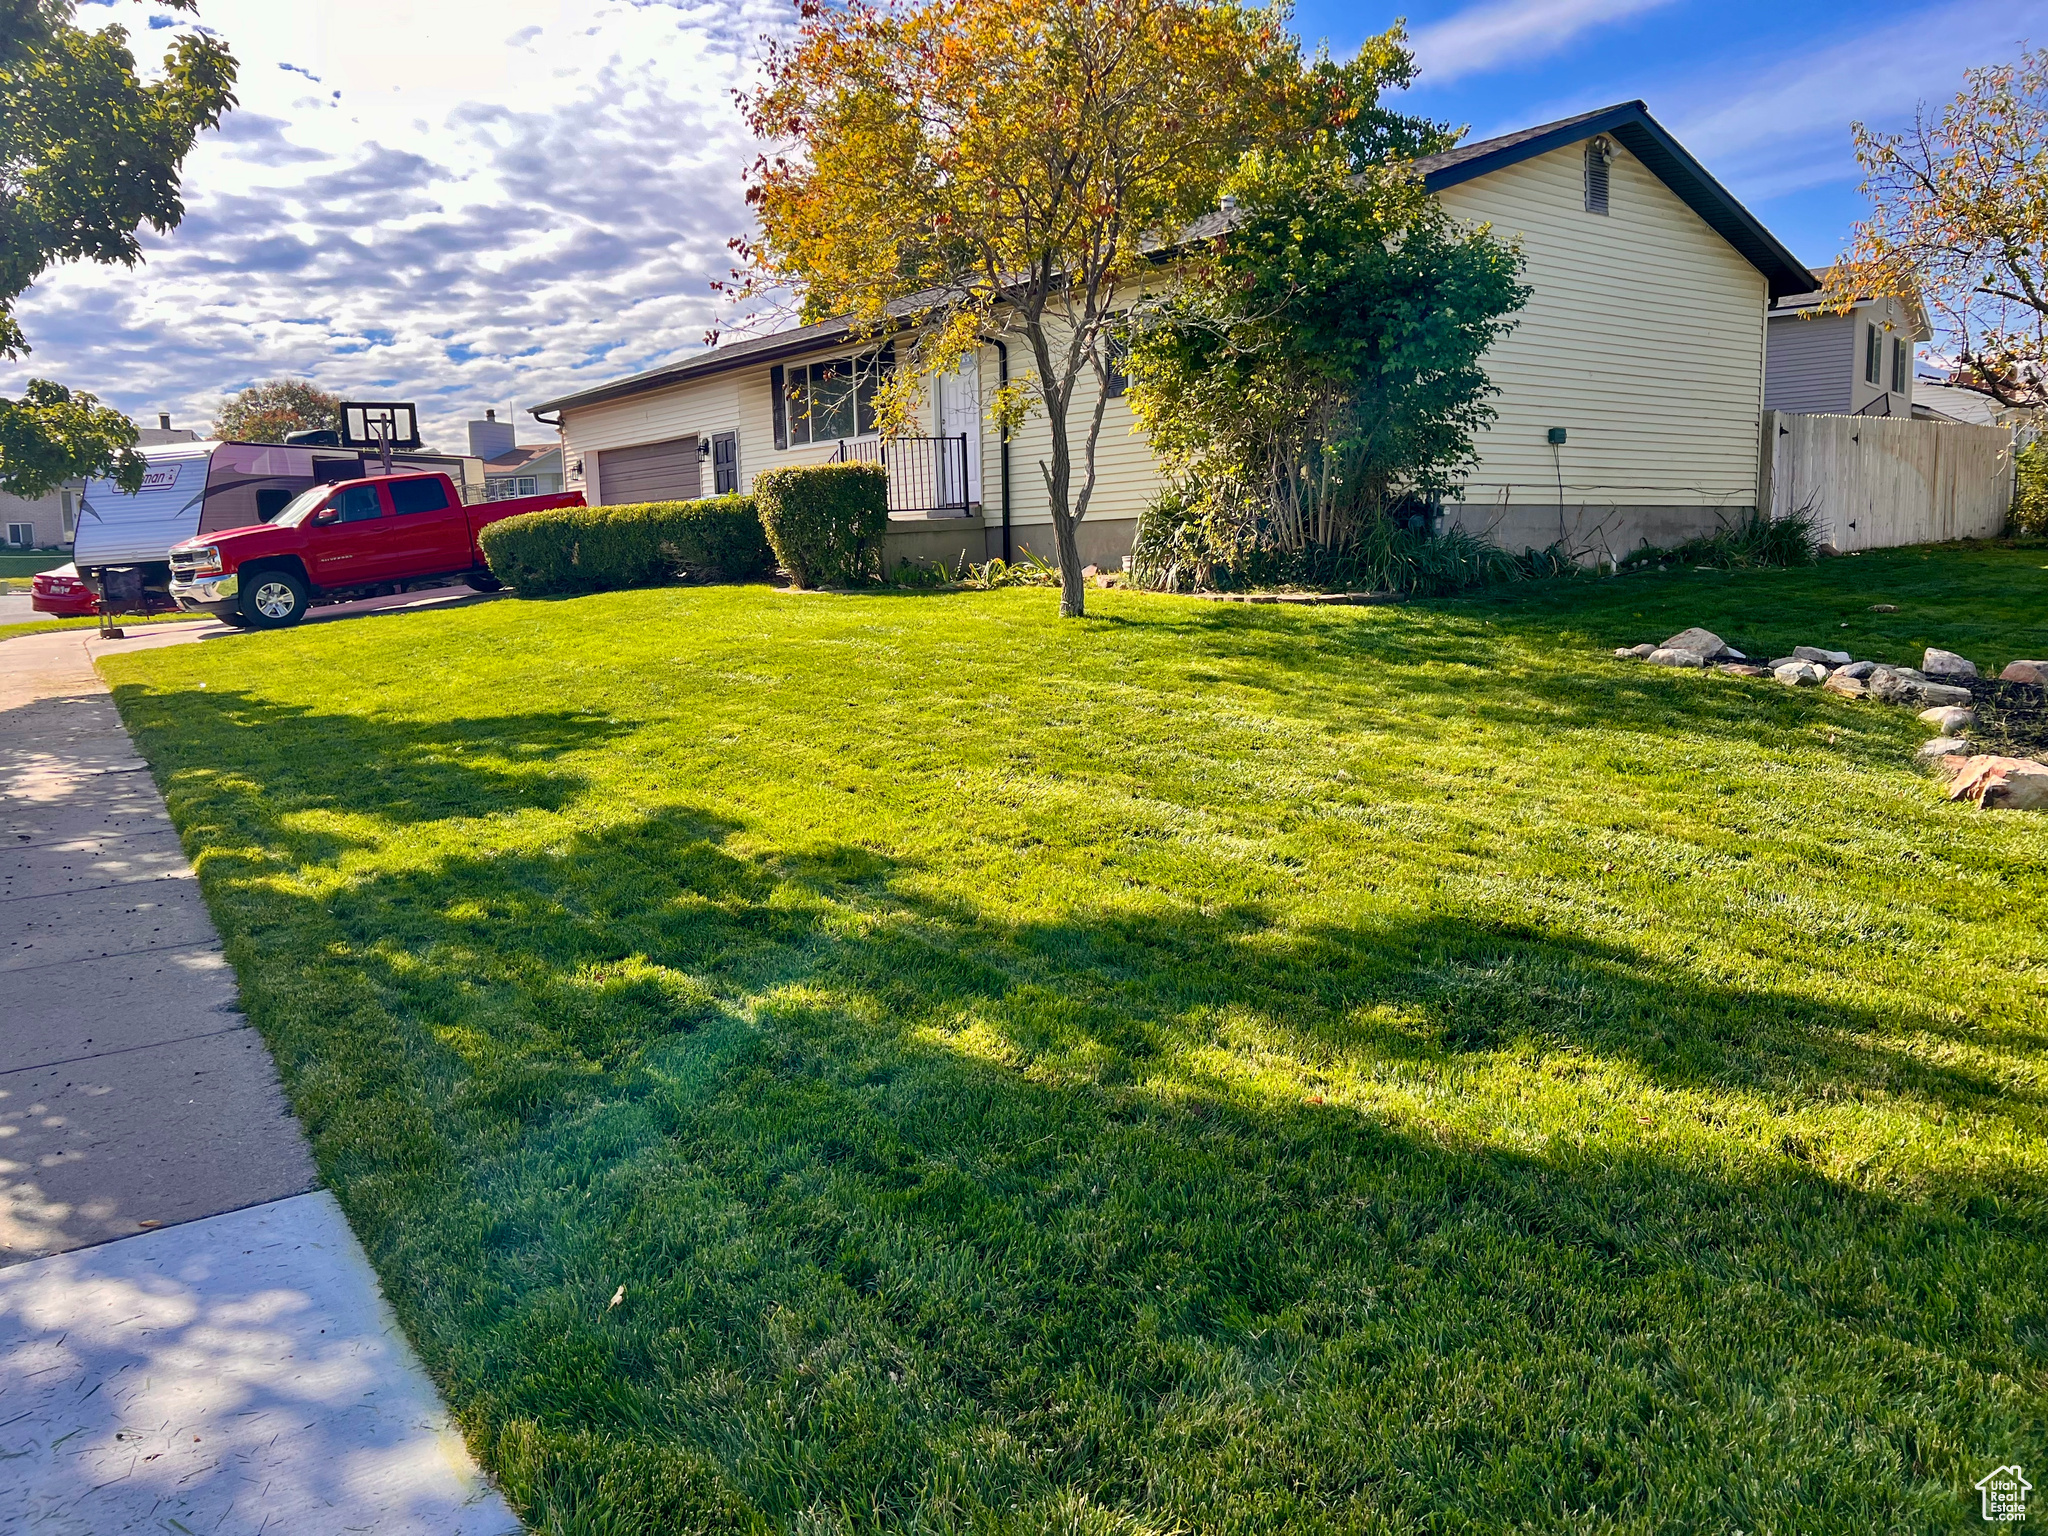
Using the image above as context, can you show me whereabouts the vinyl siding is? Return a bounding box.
[558,135,1773,542]
[1765,312,1852,413]
[1433,141,1767,512]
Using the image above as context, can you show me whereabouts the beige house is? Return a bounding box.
[533,101,1811,570]
[1766,276,1931,419]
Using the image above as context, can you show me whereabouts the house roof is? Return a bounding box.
[484,442,561,472]
[1771,264,1934,340]
[530,312,886,418]
[531,99,1812,418]
[1415,101,1812,300]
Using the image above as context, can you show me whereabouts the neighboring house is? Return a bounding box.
[483,444,565,501]
[138,412,202,447]
[468,409,566,501]
[1913,380,2039,432]
[532,100,1811,568]
[0,487,73,549]
[1766,277,1931,418]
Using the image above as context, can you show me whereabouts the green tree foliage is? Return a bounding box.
[0,379,141,499]
[0,0,236,495]
[1127,146,1528,582]
[213,379,341,443]
[742,0,1444,617]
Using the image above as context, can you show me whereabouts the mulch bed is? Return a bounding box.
[1968,679,2048,758]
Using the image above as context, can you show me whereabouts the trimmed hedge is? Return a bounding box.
[477,495,775,596]
[754,462,889,588]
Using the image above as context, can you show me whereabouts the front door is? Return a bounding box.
[935,354,981,509]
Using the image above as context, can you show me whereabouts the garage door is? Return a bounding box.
[596,436,700,504]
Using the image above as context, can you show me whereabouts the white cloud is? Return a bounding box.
[1409,0,1678,86]
[1665,0,2046,206]
[3,0,791,452]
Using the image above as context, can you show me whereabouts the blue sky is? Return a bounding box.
[1340,0,2045,268]
[6,0,2041,450]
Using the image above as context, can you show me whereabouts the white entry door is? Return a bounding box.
[935,354,982,508]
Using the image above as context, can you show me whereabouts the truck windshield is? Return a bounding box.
[272,486,334,527]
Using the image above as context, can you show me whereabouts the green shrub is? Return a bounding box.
[753,463,888,588]
[2012,439,2048,537]
[1618,504,1821,572]
[478,495,774,596]
[1131,484,1519,597]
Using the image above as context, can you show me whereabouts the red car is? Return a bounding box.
[167,470,580,628]
[30,563,99,617]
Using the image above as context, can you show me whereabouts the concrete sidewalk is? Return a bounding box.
[0,624,521,1533]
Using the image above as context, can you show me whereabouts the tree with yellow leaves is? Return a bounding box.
[1829,52,2048,404]
[739,0,1443,615]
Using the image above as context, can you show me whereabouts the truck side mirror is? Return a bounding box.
[313,503,340,526]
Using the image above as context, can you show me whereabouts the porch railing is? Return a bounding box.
[830,434,973,516]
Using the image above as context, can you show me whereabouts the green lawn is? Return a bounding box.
[0,550,69,578]
[102,541,2047,1534]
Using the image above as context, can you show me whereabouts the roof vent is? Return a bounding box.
[1218,192,1238,215]
[1585,137,1611,216]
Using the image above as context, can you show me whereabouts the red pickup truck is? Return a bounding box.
[167,471,579,628]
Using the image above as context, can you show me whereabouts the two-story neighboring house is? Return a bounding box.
[532,101,1812,569]
[1765,276,1931,417]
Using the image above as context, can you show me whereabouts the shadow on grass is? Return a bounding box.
[106,674,2044,1533]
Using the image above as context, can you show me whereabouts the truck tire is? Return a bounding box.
[243,569,310,628]
[464,569,502,593]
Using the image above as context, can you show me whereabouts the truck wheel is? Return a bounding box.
[243,570,309,628]
[464,569,502,593]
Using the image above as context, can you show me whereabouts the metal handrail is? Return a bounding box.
[830,434,973,516]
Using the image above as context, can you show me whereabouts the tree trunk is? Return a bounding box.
[1052,510,1086,617]
[1027,318,1087,619]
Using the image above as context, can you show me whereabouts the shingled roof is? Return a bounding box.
[531,101,1811,418]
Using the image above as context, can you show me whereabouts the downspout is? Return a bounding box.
[984,338,1012,562]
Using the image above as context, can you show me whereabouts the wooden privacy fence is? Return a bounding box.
[1758,410,2014,552]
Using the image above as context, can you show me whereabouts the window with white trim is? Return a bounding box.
[1864,323,1882,386]
[1891,335,1908,394]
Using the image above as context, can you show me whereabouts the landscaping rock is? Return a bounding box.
[1794,645,1853,666]
[1821,671,1868,698]
[1869,668,1970,708]
[1999,659,2048,685]
[1918,705,1974,733]
[1774,661,1827,686]
[1717,663,1769,677]
[1917,736,1971,762]
[1834,660,1879,680]
[1626,643,1657,658]
[1945,754,2048,811]
[1662,626,1729,658]
[1869,603,1899,612]
[1922,647,1979,678]
[1648,647,1709,668]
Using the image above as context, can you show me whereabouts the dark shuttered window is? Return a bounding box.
[1584,139,1610,215]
